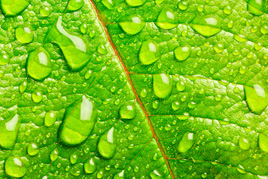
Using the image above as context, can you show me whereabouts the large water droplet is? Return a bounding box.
[245,84,268,114]
[27,143,39,156]
[156,8,177,29]
[15,26,34,44]
[0,114,20,149]
[177,132,194,153]
[191,16,221,37]
[259,134,268,152]
[119,15,145,35]
[44,111,56,127]
[125,0,146,7]
[150,170,162,179]
[40,3,52,17]
[84,157,97,174]
[68,0,84,11]
[59,95,97,146]
[139,40,159,65]
[247,0,264,16]
[239,137,250,150]
[113,170,125,179]
[153,74,172,99]
[47,16,90,71]
[50,148,59,162]
[1,0,29,16]
[5,156,27,178]
[119,104,136,119]
[0,52,9,65]
[174,46,191,61]
[98,127,116,159]
[27,47,52,80]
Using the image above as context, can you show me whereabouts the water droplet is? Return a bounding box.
[155,0,164,5]
[174,46,191,61]
[15,26,34,44]
[177,132,194,153]
[32,91,43,103]
[120,104,136,119]
[113,170,124,179]
[215,95,222,102]
[5,156,27,178]
[19,81,27,93]
[260,25,268,35]
[1,0,29,16]
[140,88,147,97]
[80,23,87,34]
[245,84,268,114]
[44,111,56,127]
[150,170,162,178]
[102,0,114,9]
[27,47,52,80]
[152,100,159,109]
[27,143,39,156]
[0,52,9,65]
[119,15,145,35]
[0,114,20,149]
[59,95,97,146]
[247,0,264,16]
[178,1,188,10]
[98,45,107,54]
[172,101,180,111]
[47,16,90,71]
[153,74,172,99]
[68,0,84,11]
[188,102,196,108]
[197,5,204,12]
[176,81,186,91]
[239,66,246,74]
[125,0,146,7]
[84,157,97,174]
[40,3,52,17]
[156,8,177,29]
[202,172,207,178]
[191,16,221,37]
[70,154,78,164]
[239,137,250,150]
[98,127,116,159]
[259,134,268,152]
[223,5,232,14]
[139,40,159,65]
[234,34,247,42]
[214,43,224,53]
[50,148,59,162]
[85,70,92,80]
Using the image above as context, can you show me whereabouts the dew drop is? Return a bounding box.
[178,1,188,10]
[102,0,114,9]
[223,5,232,14]
[0,52,9,65]
[155,0,164,5]
[213,43,224,53]
[150,170,162,179]
[191,16,221,37]
[140,88,147,97]
[152,100,159,109]
[84,157,97,174]
[68,0,84,11]
[50,148,59,162]
[153,74,172,99]
[70,154,78,164]
[172,101,180,111]
[19,81,27,93]
[177,132,194,153]
[27,143,39,156]
[113,170,125,179]
[139,40,159,65]
[174,46,191,61]
[80,23,87,34]
[16,26,34,44]
[98,127,116,159]
[98,45,107,54]
[32,91,43,103]
[119,15,145,35]
[1,0,29,16]
[125,0,146,7]
[234,34,247,42]
[119,104,136,119]
[5,156,27,178]
[85,70,92,80]
[176,81,186,91]
[239,137,250,150]
[44,111,56,127]
[40,3,52,17]
[260,25,268,35]
[259,134,268,152]
[156,8,177,29]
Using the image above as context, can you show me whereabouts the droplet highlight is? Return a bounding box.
[177,132,194,153]
[98,127,116,159]
[153,74,172,99]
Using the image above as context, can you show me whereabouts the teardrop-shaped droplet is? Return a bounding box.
[239,137,250,150]
[176,81,185,92]
[247,0,264,16]
[50,148,59,162]
[5,156,27,178]
[70,154,78,164]
[259,134,268,152]
[150,170,162,179]
[59,95,97,146]
[27,47,52,80]
[125,0,146,7]
[177,132,194,153]
[155,0,164,5]
[44,111,56,127]
[40,3,52,17]
[119,15,145,35]
[19,81,27,93]
[85,70,92,80]
[68,0,84,11]
[102,0,114,9]
[98,127,116,159]
[1,0,29,16]
[0,114,20,149]
[27,143,39,156]
[174,46,191,61]
[16,26,34,44]
[245,84,268,114]
[47,16,90,71]
[84,157,97,174]
[234,34,247,42]
[32,91,43,103]
[139,40,159,65]
[153,74,172,99]
[156,8,177,30]
[119,104,136,119]
[113,170,125,179]
[191,16,221,37]
[0,52,9,65]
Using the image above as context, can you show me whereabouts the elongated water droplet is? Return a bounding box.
[44,111,56,127]
[70,154,78,164]
[119,104,136,119]
[0,114,20,149]
[98,127,116,159]
[50,148,59,162]
[114,170,124,179]
[174,46,191,61]
[0,52,9,65]
[19,81,27,93]
[40,3,52,17]
[239,137,250,150]
[259,134,268,152]
[177,132,194,153]
[5,156,27,178]
[156,8,177,29]
[119,15,145,35]
[247,0,264,16]
[84,157,97,174]
[102,0,114,9]
[85,70,92,80]
[125,0,146,7]
[153,74,172,99]
[47,16,90,71]
[191,16,221,37]
[32,91,43,103]
[1,0,29,16]
[234,34,247,42]
[245,84,268,114]
[27,143,39,156]
[59,95,97,146]
[150,170,162,179]
[68,0,84,11]
[27,47,52,80]
[16,26,34,44]
[139,40,159,65]
[155,0,164,5]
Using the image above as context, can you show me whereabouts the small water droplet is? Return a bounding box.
[50,148,59,162]
[102,0,114,9]
[172,101,180,111]
[153,74,172,99]
[19,81,27,93]
[139,40,159,65]
[140,88,147,97]
[84,70,93,80]
[177,132,194,153]
[223,5,232,14]
[156,8,177,29]
[98,127,116,159]
[27,143,39,156]
[44,111,56,127]
[234,34,247,42]
[125,0,146,7]
[84,157,97,174]
[32,91,43,103]
[70,154,78,164]
[16,26,34,44]
[152,100,159,109]
[214,43,224,53]
[113,170,124,179]
[178,1,188,10]
[176,81,186,91]
[174,46,191,61]
[0,52,9,65]
[155,0,164,5]
[98,45,107,54]
[40,3,52,17]
[120,104,136,119]
[191,16,221,37]
[5,156,27,178]
[68,0,84,11]
[239,137,250,150]
[80,23,87,34]
[150,170,162,178]
[119,15,145,35]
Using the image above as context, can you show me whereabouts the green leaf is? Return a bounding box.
[1,0,268,178]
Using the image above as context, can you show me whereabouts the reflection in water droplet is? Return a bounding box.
[1,0,29,16]
[119,15,145,35]
[178,1,188,10]
[153,74,172,99]
[16,26,34,44]
[177,132,194,153]
[191,16,221,37]
[156,8,177,29]
[98,127,116,159]
[139,40,159,65]
[125,0,146,7]
[120,104,136,119]
[5,156,27,178]
[174,46,191,61]
[68,0,84,11]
